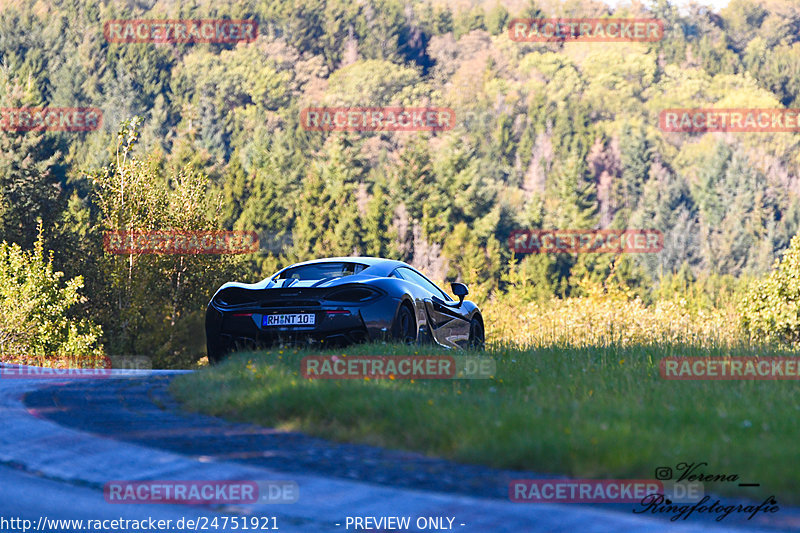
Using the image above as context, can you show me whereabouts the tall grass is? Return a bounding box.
[172,340,800,504]
[485,281,744,349]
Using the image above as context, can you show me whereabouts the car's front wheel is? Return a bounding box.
[468,316,485,350]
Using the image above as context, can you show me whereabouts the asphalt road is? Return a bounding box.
[0,365,796,533]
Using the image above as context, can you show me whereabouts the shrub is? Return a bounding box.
[741,234,800,344]
[0,227,104,366]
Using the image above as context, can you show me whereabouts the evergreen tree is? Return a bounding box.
[0,73,61,249]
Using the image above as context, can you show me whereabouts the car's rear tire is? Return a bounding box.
[393,304,417,344]
[468,316,485,350]
[207,337,229,364]
[207,335,241,364]
[207,345,225,365]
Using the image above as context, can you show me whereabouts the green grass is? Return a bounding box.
[170,342,800,503]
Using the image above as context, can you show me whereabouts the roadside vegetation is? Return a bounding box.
[0,225,104,368]
[171,340,800,504]
[5,0,800,367]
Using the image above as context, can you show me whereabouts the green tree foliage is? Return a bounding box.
[87,118,244,366]
[0,225,103,365]
[454,6,486,38]
[617,123,652,223]
[485,4,510,36]
[0,73,61,248]
[6,0,800,359]
[741,233,800,344]
[288,138,367,260]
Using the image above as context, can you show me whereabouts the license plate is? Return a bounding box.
[263,313,316,327]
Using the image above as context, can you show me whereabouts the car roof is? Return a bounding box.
[276,256,409,277]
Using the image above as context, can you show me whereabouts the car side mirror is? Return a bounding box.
[451,282,469,305]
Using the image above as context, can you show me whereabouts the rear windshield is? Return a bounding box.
[275,262,367,280]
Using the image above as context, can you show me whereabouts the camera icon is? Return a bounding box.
[655,467,673,480]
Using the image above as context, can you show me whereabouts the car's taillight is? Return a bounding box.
[214,288,258,306]
[325,286,382,303]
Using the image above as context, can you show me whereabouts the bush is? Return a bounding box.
[0,228,104,366]
[741,234,800,344]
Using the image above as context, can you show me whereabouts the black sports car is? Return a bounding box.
[205,257,484,362]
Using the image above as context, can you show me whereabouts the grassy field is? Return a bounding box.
[170,340,800,504]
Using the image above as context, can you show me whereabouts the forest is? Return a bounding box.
[2,0,800,366]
